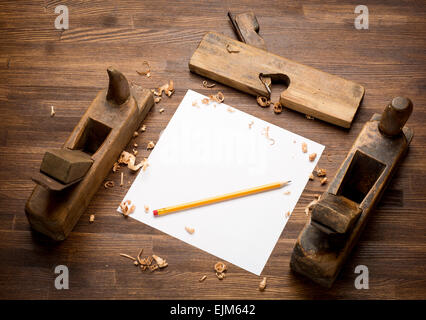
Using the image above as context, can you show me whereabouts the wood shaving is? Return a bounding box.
[50,105,55,117]
[133,143,138,148]
[305,114,315,120]
[213,91,224,103]
[120,253,137,261]
[133,260,139,266]
[227,107,235,113]
[305,199,318,216]
[302,142,308,153]
[202,80,216,88]
[152,254,168,268]
[104,180,115,189]
[149,264,159,272]
[140,124,146,132]
[192,101,199,108]
[147,141,155,150]
[259,277,267,291]
[309,173,314,180]
[118,151,145,171]
[285,211,291,218]
[320,177,328,185]
[316,168,327,177]
[159,108,165,113]
[132,148,138,156]
[154,96,161,103]
[112,162,120,173]
[201,98,210,104]
[216,272,225,280]
[284,190,291,195]
[144,205,149,213]
[142,158,149,172]
[137,249,144,265]
[154,80,175,98]
[133,131,139,138]
[89,214,95,223]
[262,126,275,146]
[136,61,151,77]
[120,172,124,186]
[226,43,240,53]
[273,102,283,114]
[256,96,270,108]
[309,153,317,161]
[185,226,195,234]
[248,121,254,129]
[214,261,227,273]
[199,275,207,282]
[120,199,135,217]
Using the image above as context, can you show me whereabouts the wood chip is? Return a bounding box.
[136,61,151,77]
[216,272,225,280]
[159,108,165,113]
[192,101,199,108]
[213,91,224,103]
[118,151,145,171]
[214,261,227,273]
[305,199,318,216]
[89,214,95,223]
[185,226,195,234]
[262,126,275,146]
[256,96,270,108]
[120,253,137,261]
[50,105,55,117]
[152,254,168,268]
[285,211,291,218]
[154,96,161,103]
[305,114,315,120]
[309,173,314,180]
[302,142,308,153]
[259,277,267,291]
[273,102,283,114]
[112,162,120,173]
[132,148,138,156]
[140,124,146,132]
[202,80,216,88]
[201,98,210,104]
[104,180,114,189]
[284,190,291,195]
[227,107,235,113]
[320,177,328,185]
[144,205,149,213]
[120,172,124,186]
[316,168,327,177]
[133,131,139,138]
[248,121,254,129]
[309,153,317,161]
[199,275,207,282]
[120,199,135,217]
[147,141,155,150]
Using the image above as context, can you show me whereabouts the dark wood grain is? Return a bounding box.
[0,0,425,299]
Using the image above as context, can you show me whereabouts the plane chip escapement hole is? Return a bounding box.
[259,73,290,101]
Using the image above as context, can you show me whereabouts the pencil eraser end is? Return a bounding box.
[153,210,158,216]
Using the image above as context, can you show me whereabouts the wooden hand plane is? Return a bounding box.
[189,13,365,128]
[25,68,154,240]
[290,97,413,287]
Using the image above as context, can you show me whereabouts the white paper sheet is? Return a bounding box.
[120,90,324,275]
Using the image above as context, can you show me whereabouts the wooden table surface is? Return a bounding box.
[0,0,425,300]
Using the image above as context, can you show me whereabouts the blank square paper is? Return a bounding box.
[120,90,324,275]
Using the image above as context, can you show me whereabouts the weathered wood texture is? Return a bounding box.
[0,0,425,299]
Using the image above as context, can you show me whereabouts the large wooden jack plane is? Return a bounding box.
[25,68,154,240]
[290,97,413,287]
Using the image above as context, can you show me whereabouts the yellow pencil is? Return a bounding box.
[153,180,290,217]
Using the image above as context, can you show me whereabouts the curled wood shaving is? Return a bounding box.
[305,199,318,216]
[120,199,135,217]
[273,102,283,114]
[104,180,115,189]
[202,80,216,88]
[118,151,145,171]
[112,162,120,173]
[256,96,270,108]
[133,131,139,138]
[159,108,165,113]
[142,158,149,172]
[262,126,275,146]
[259,277,267,291]
[320,177,328,185]
[140,124,146,132]
[136,61,151,77]
[154,96,161,103]
[185,226,195,234]
[284,190,291,195]
[89,214,95,223]
[192,101,199,108]
[248,121,254,129]
[213,91,224,103]
[132,148,138,156]
[50,105,55,117]
[309,153,317,162]
[214,261,227,273]
[201,98,210,104]
[309,173,314,180]
[147,141,155,150]
[226,43,240,53]
[120,253,137,261]
[285,211,291,218]
[199,275,207,282]
[133,143,138,148]
[152,254,168,268]
[316,167,327,177]
[216,272,225,280]
[301,142,308,153]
